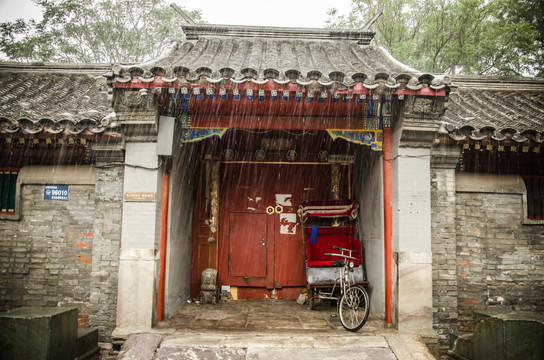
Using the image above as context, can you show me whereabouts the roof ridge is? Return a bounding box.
[0,62,111,75]
[450,74,544,91]
[182,24,375,45]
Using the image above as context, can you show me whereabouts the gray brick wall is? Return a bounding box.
[432,170,544,350]
[0,166,123,342]
[0,184,94,327]
[456,191,544,330]
[431,168,458,348]
[90,166,123,342]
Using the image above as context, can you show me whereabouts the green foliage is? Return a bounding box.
[326,0,543,77]
[0,0,202,63]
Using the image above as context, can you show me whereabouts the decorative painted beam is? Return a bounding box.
[180,127,228,144]
[326,129,383,151]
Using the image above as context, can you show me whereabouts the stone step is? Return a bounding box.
[472,311,544,360]
[472,307,511,325]
[448,332,473,360]
[0,306,78,360]
[450,311,544,360]
[76,327,99,360]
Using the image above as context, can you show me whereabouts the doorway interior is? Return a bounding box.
[190,129,355,300]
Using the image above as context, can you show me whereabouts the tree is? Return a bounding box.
[491,0,544,77]
[326,0,543,77]
[0,0,202,63]
[325,0,432,70]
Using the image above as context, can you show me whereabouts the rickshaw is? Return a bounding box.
[298,200,370,331]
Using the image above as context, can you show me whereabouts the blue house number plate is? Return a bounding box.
[44,185,69,201]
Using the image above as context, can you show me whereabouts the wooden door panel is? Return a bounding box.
[218,163,341,298]
[219,164,275,288]
[272,165,322,288]
[274,228,306,287]
[229,212,268,278]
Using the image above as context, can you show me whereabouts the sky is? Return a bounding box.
[0,0,355,28]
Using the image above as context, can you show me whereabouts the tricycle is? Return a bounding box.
[298,200,370,331]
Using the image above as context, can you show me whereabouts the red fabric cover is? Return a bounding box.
[299,200,359,222]
[305,227,362,267]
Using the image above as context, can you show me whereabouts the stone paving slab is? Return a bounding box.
[311,334,389,348]
[154,344,397,360]
[160,334,227,347]
[160,333,390,349]
[117,333,164,360]
[116,301,437,360]
[118,332,437,360]
[245,347,397,360]
[385,334,437,360]
[155,346,246,360]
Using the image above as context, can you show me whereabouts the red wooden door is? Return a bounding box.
[219,163,276,289]
[218,163,331,297]
[226,211,274,287]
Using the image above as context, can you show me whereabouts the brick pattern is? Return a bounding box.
[89,166,123,342]
[455,192,544,331]
[0,166,124,342]
[431,168,458,348]
[0,184,94,327]
[433,170,544,350]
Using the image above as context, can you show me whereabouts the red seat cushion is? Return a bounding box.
[305,227,362,267]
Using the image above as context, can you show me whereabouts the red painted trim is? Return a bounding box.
[157,168,170,322]
[113,78,447,97]
[394,87,446,96]
[191,115,364,130]
[0,167,21,172]
[383,128,393,324]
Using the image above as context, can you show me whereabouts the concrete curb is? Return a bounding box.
[117,332,437,360]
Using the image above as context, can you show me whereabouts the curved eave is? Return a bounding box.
[111,36,451,90]
[440,81,544,144]
[111,77,449,103]
[0,115,117,136]
[0,67,116,137]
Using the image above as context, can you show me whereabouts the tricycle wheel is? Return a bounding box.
[338,285,369,332]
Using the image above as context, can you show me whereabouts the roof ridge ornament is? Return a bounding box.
[170,3,196,25]
[361,12,383,32]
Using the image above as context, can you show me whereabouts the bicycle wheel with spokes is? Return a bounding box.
[338,285,370,332]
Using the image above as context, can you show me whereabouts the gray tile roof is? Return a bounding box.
[112,24,449,90]
[442,76,544,143]
[1,26,542,143]
[0,63,114,135]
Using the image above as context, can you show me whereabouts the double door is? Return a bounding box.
[218,163,330,296]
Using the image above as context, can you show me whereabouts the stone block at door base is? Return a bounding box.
[0,306,77,360]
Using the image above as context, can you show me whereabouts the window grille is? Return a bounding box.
[524,177,544,220]
[0,168,18,214]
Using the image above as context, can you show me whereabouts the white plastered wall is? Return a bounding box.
[391,128,433,331]
[165,141,197,318]
[116,142,160,331]
[354,146,385,319]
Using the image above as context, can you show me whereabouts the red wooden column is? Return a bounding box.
[383,127,393,324]
[157,166,170,322]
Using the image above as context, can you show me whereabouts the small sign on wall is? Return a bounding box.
[44,185,69,201]
[124,192,156,202]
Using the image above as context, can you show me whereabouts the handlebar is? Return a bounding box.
[333,246,359,255]
[323,252,357,261]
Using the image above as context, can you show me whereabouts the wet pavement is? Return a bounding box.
[158,298,368,332]
[113,299,438,359]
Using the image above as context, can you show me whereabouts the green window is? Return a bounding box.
[0,169,18,214]
[524,177,544,220]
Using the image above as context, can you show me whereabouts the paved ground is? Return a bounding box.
[111,300,439,360]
